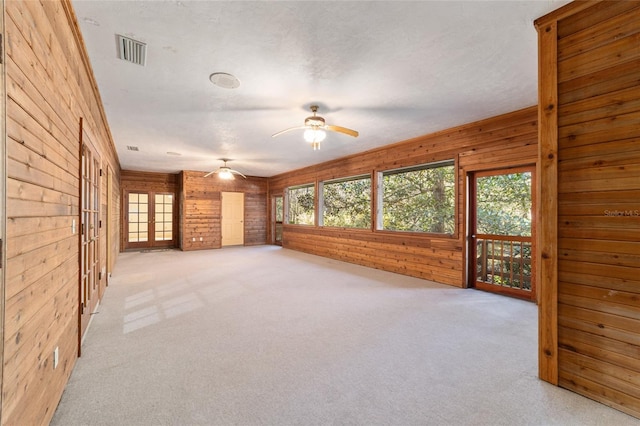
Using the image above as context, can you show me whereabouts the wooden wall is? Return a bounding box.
[536,0,640,418]
[268,106,538,287]
[120,170,178,250]
[180,171,267,250]
[3,0,121,424]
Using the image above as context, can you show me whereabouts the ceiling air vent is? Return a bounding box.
[116,35,146,66]
[126,145,139,151]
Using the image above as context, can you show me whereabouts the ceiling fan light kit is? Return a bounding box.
[272,105,358,150]
[304,128,326,150]
[204,159,246,180]
[217,167,235,180]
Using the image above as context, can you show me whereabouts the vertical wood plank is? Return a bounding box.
[535,19,559,385]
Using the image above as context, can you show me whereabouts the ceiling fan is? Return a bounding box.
[272,105,359,150]
[204,159,246,180]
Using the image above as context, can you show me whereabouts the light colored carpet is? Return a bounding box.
[52,246,638,426]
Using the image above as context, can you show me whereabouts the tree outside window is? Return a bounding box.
[288,184,315,225]
[322,176,371,228]
[380,161,455,234]
[476,172,531,236]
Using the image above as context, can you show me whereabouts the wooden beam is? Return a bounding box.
[535,18,559,385]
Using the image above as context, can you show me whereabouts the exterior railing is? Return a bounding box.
[476,234,532,291]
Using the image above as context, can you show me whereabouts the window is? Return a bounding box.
[321,175,371,228]
[379,160,455,234]
[287,184,315,225]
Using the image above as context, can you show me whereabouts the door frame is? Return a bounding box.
[106,166,113,280]
[468,165,537,301]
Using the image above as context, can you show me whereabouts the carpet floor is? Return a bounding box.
[51,246,639,426]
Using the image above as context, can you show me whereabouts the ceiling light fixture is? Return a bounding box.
[204,159,247,180]
[303,128,326,150]
[272,105,358,151]
[217,167,235,180]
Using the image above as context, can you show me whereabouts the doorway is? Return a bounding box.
[272,195,283,245]
[124,191,176,250]
[469,166,536,301]
[221,192,244,246]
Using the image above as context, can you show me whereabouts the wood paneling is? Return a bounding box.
[269,107,538,287]
[537,0,640,418]
[3,1,121,424]
[121,170,179,193]
[180,171,267,250]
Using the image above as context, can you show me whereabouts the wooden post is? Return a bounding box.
[535,18,559,385]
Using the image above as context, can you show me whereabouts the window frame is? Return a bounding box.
[376,159,457,236]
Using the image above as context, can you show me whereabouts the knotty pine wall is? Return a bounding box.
[3,1,121,424]
[268,106,538,287]
[180,171,267,250]
[536,1,640,418]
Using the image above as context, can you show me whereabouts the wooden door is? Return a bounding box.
[221,192,244,246]
[272,195,283,245]
[124,191,175,250]
[469,166,536,301]
[80,142,101,344]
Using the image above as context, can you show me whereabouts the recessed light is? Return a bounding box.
[209,72,240,89]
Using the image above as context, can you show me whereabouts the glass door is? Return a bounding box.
[154,193,175,244]
[80,141,100,346]
[125,191,175,250]
[469,166,536,301]
[272,195,283,245]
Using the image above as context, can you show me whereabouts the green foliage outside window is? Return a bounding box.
[382,162,455,234]
[275,196,284,222]
[288,184,315,225]
[476,172,531,236]
[322,176,371,228]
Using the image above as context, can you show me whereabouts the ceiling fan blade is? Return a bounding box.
[203,170,216,177]
[272,125,308,138]
[231,170,247,179]
[326,125,359,138]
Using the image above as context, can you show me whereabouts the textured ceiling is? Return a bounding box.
[72,0,569,177]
